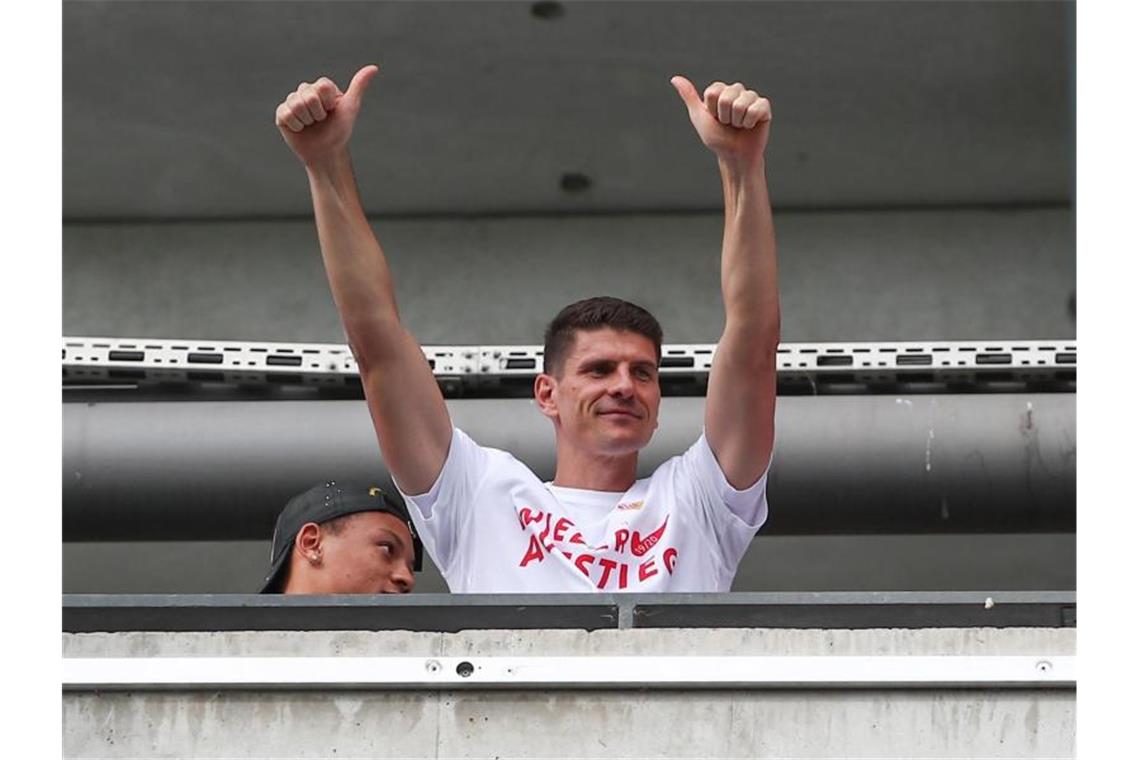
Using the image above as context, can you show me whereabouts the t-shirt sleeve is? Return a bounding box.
[395,427,491,576]
[674,431,772,575]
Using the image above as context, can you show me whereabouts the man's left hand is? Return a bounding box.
[670,76,771,170]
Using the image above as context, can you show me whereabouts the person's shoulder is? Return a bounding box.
[642,449,691,489]
[643,434,727,494]
[455,428,539,477]
[647,435,709,475]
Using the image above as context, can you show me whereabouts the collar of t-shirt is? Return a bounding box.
[544,482,635,519]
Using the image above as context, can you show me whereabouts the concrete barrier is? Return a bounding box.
[64,627,1074,758]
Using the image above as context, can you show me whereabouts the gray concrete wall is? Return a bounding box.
[63,207,1075,344]
[63,1,1074,218]
[64,628,1075,758]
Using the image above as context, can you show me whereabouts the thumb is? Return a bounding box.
[344,64,379,104]
[669,75,701,112]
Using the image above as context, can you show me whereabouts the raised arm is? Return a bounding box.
[275,66,452,494]
[671,76,779,489]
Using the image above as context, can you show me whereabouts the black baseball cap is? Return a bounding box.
[258,480,423,593]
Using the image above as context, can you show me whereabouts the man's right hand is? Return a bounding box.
[274,65,379,168]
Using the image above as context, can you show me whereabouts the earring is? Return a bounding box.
[309,551,322,564]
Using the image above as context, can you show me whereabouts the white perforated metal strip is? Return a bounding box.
[62,336,1076,384]
[64,654,1074,691]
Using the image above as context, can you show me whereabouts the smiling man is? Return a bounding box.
[274,66,779,592]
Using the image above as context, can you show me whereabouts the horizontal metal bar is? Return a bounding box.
[62,591,1077,608]
[62,336,1077,398]
[62,595,619,633]
[62,592,1076,633]
[63,655,1075,691]
[633,591,1076,629]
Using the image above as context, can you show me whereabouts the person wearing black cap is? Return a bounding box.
[259,481,423,594]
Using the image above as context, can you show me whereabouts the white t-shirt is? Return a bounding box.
[398,427,770,593]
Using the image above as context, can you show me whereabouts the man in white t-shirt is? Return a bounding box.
[274,66,779,592]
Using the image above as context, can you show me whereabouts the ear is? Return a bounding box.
[533,373,560,420]
[294,523,323,563]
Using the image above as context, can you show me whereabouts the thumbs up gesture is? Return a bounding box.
[274,65,379,168]
[670,76,771,170]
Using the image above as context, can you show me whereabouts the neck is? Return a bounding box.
[281,562,321,594]
[550,441,639,492]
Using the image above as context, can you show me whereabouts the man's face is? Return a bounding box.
[313,511,416,593]
[538,327,661,456]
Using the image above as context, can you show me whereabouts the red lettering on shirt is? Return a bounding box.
[552,517,572,543]
[596,557,618,589]
[613,528,630,553]
[518,507,544,530]
[538,513,553,547]
[638,557,658,582]
[631,516,669,557]
[519,534,545,567]
[515,508,679,588]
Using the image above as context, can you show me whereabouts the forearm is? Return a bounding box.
[306,150,452,487]
[305,150,404,363]
[718,158,780,354]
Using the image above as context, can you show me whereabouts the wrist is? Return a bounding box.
[717,154,766,182]
[304,149,354,184]
[718,157,768,208]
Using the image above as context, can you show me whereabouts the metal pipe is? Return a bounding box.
[63,394,1074,540]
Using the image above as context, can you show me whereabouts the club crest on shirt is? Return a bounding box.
[617,499,645,512]
[631,515,669,557]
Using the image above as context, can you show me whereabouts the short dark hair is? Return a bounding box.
[543,296,663,375]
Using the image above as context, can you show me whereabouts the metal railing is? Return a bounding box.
[64,591,1076,633]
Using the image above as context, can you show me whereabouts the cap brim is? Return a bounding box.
[257,549,291,593]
